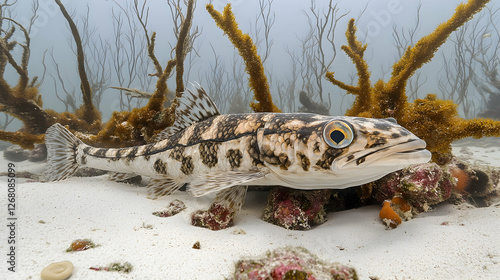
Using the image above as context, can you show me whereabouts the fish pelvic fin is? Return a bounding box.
[44,123,83,181]
[213,186,248,215]
[147,178,185,199]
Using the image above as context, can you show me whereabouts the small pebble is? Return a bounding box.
[192,241,201,249]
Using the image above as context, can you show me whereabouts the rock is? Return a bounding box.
[261,188,331,230]
[191,203,235,230]
[28,143,47,162]
[3,145,30,162]
[153,199,186,217]
[40,261,73,280]
[373,163,453,212]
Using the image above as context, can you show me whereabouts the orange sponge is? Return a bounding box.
[379,200,402,228]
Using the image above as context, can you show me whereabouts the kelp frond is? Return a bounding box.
[327,0,500,162]
[206,4,280,113]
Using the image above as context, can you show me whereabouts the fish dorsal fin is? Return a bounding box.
[155,84,220,141]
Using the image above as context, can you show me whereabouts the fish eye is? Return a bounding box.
[323,120,354,149]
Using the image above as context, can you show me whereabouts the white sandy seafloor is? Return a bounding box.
[0,138,499,280]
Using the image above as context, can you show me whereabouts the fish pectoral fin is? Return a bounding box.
[189,170,268,197]
[147,178,185,199]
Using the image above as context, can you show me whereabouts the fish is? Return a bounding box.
[44,85,432,218]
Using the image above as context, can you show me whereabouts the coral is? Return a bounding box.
[261,188,331,230]
[229,247,358,280]
[206,4,281,113]
[191,202,235,230]
[152,199,186,217]
[89,262,133,273]
[40,261,73,280]
[373,163,454,213]
[326,0,500,162]
[66,239,97,252]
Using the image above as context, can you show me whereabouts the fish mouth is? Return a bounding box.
[339,139,432,169]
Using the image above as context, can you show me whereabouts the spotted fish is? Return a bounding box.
[45,85,431,216]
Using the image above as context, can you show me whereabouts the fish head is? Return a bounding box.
[257,115,432,189]
[330,116,431,176]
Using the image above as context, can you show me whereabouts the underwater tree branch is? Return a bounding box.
[0,130,44,150]
[55,0,100,126]
[174,0,194,96]
[111,86,153,99]
[130,0,163,78]
[206,3,280,113]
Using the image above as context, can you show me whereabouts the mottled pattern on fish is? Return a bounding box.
[45,85,431,217]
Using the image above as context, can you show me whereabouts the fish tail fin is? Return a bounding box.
[44,123,84,181]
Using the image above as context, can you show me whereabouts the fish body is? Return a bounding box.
[45,86,431,214]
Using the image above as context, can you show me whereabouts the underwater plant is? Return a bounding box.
[325,0,500,163]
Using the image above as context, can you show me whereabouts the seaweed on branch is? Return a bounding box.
[326,0,500,162]
[206,3,280,113]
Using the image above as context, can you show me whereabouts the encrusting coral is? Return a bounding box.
[326,0,500,163]
[229,247,358,280]
[206,4,281,113]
